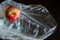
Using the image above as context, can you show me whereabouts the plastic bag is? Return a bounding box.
[0,0,57,40]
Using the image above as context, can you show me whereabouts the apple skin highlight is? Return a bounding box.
[5,6,21,21]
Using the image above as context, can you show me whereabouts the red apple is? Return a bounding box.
[5,6,21,21]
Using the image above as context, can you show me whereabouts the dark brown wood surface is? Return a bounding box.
[0,0,60,40]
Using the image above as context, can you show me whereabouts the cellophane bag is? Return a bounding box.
[0,0,57,40]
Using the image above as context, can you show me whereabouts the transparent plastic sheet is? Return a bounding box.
[0,0,57,40]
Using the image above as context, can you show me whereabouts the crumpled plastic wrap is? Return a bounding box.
[0,0,57,40]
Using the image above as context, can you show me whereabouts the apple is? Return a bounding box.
[5,6,21,21]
